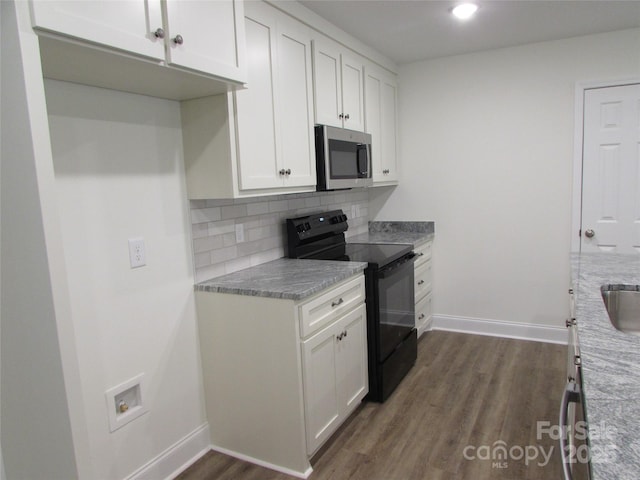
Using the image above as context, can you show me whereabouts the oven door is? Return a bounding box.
[376,253,416,361]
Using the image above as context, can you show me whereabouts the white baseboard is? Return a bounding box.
[125,423,211,480]
[430,314,568,345]
[210,445,313,479]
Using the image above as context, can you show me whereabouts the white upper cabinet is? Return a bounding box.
[30,0,247,99]
[164,0,245,82]
[364,63,399,184]
[313,38,365,131]
[181,1,316,198]
[30,0,165,60]
[235,1,316,191]
[275,19,317,188]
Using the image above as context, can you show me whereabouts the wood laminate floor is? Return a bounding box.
[177,331,566,480]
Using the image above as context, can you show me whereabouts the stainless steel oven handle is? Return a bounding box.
[559,382,579,480]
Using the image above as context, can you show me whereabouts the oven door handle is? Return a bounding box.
[378,253,416,278]
[559,381,580,480]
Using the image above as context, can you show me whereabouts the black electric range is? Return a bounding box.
[287,210,417,402]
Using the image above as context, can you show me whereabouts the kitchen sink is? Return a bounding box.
[601,284,640,335]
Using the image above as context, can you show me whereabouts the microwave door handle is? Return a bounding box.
[357,144,369,175]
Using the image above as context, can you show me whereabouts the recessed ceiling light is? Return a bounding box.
[452,3,478,20]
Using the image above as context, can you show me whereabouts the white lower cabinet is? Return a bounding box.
[414,240,434,336]
[302,303,368,454]
[195,274,367,476]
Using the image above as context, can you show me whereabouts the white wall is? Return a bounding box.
[371,28,640,328]
[45,80,208,479]
[1,3,82,478]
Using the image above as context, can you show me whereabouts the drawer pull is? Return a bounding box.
[331,298,344,308]
[336,330,348,342]
[417,280,425,285]
[418,313,425,320]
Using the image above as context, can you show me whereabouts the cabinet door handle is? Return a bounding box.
[338,113,344,119]
[173,34,184,45]
[418,280,425,285]
[279,169,286,176]
[418,313,425,320]
[344,114,350,120]
[285,169,291,175]
[337,332,344,341]
[331,298,344,308]
[343,330,347,338]
[154,28,165,39]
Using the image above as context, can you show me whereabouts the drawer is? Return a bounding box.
[415,292,432,336]
[299,275,365,338]
[415,260,432,302]
[413,240,432,267]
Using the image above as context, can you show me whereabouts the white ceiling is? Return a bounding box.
[298,0,640,64]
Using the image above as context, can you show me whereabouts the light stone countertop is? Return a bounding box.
[195,258,367,301]
[571,252,640,479]
[350,221,435,248]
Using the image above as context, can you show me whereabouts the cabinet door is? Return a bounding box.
[234,12,281,190]
[312,39,343,128]
[31,0,164,60]
[365,64,398,183]
[276,19,316,188]
[341,54,365,131]
[415,260,433,302]
[336,304,368,415]
[164,0,246,82]
[415,293,432,337]
[302,322,341,455]
[365,69,383,178]
[379,74,399,181]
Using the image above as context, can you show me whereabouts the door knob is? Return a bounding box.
[584,229,595,238]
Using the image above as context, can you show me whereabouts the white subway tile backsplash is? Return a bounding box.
[192,223,209,239]
[210,245,238,264]
[193,235,224,254]
[207,219,235,236]
[222,232,236,247]
[246,201,270,216]
[195,263,226,283]
[189,189,371,281]
[191,207,221,224]
[304,196,321,207]
[221,204,248,220]
[268,199,289,213]
[224,256,252,275]
[194,252,212,268]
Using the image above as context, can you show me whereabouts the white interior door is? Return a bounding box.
[581,83,640,253]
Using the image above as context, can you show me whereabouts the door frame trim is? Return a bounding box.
[571,76,640,252]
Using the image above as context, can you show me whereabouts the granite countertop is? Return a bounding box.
[571,252,640,479]
[350,221,435,248]
[195,258,367,301]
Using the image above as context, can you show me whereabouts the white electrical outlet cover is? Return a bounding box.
[235,224,245,243]
[128,237,146,268]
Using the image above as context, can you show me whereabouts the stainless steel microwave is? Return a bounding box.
[315,125,372,191]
